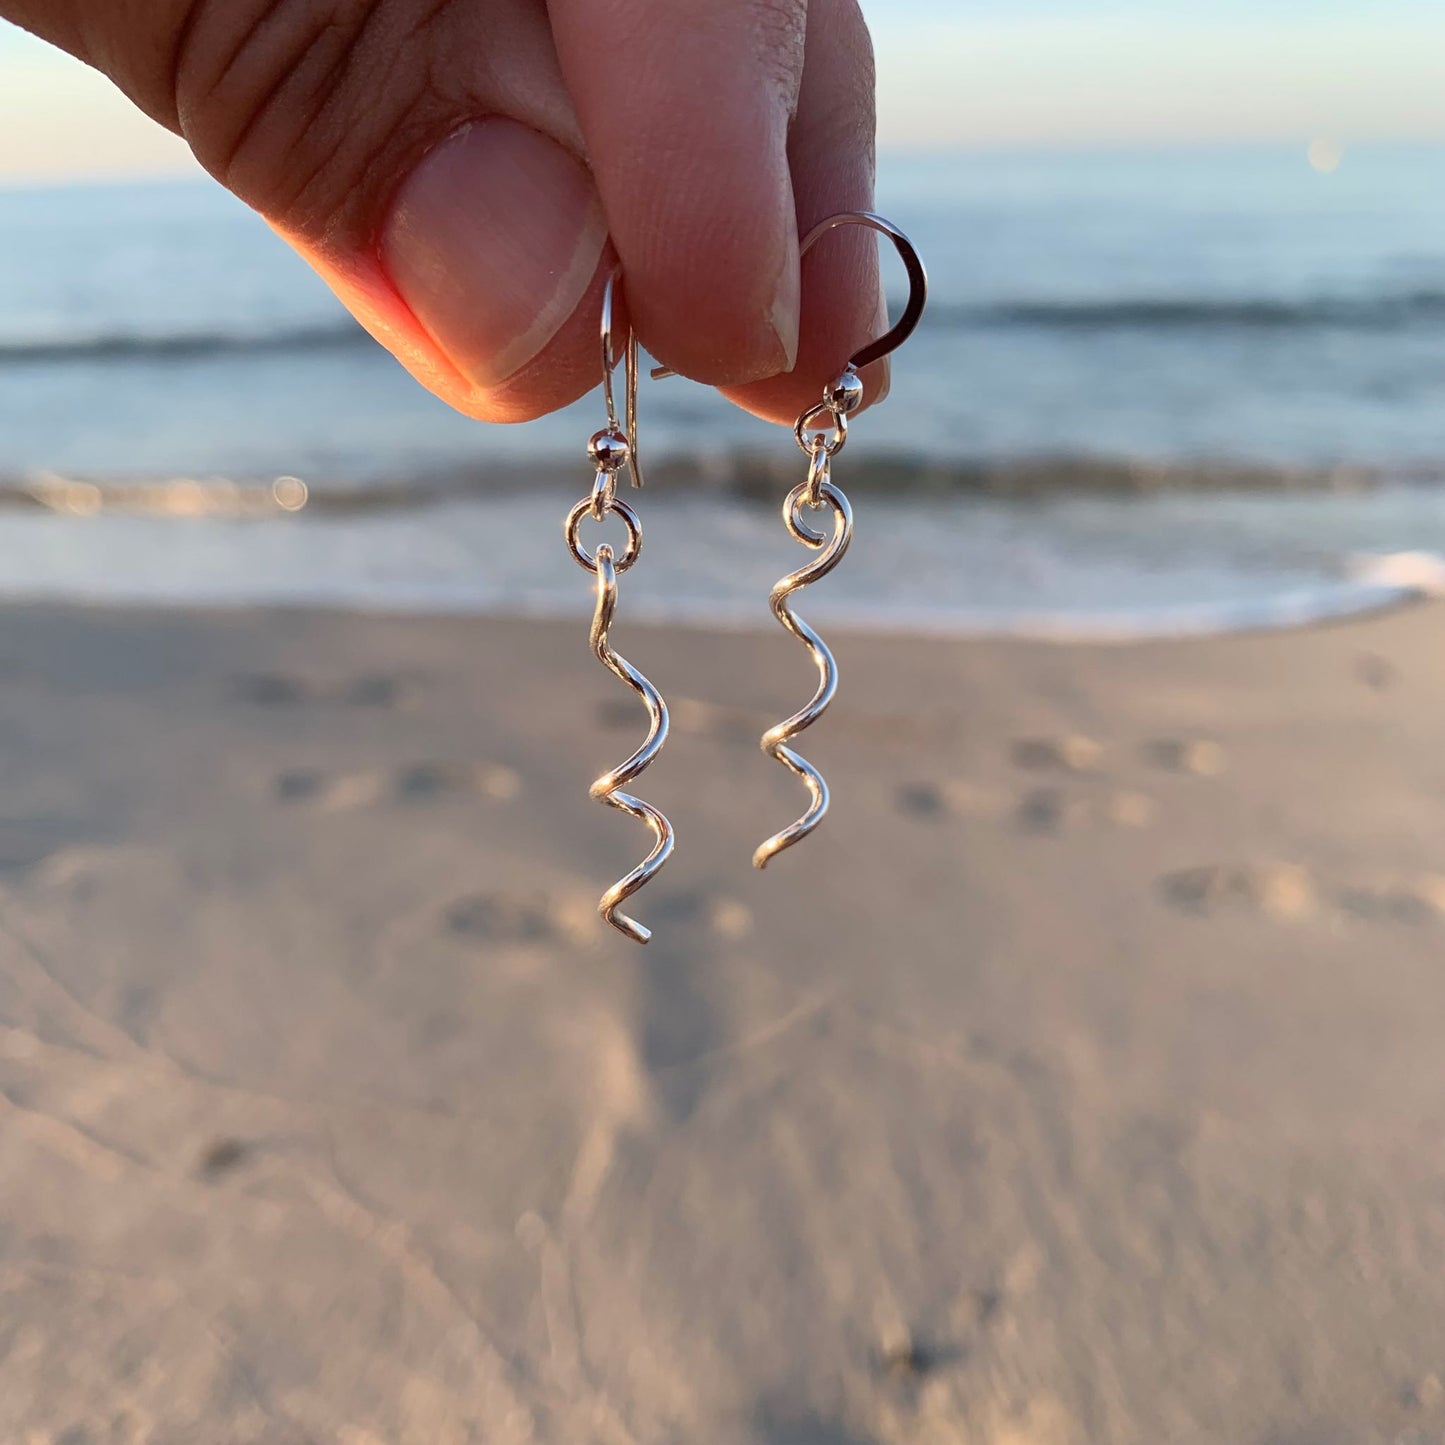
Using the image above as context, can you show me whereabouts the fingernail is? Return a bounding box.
[768,223,801,375]
[381,118,606,388]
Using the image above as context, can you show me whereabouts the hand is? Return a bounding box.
[5,0,885,425]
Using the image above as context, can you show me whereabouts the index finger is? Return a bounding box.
[547,0,808,388]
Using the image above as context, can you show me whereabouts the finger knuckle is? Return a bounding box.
[748,0,809,105]
[174,0,460,247]
[806,0,876,146]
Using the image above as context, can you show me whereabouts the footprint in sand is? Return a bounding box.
[1335,877,1445,926]
[273,762,521,811]
[895,782,959,819]
[196,1137,251,1180]
[642,891,755,940]
[896,779,1154,833]
[272,768,387,811]
[881,1339,939,1383]
[438,889,614,948]
[1356,652,1398,692]
[393,762,523,803]
[1144,737,1229,777]
[1017,787,1156,835]
[232,672,408,708]
[597,694,759,745]
[338,674,403,707]
[1163,863,1445,926]
[877,1329,972,1387]
[1402,1372,1444,1411]
[444,893,559,943]
[894,779,1014,822]
[1011,734,1105,774]
[1160,862,1318,920]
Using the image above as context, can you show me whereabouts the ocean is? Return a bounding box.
[1,145,1444,633]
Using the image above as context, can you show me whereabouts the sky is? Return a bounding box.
[2,1,1445,181]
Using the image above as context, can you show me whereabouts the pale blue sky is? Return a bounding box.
[2,2,1444,180]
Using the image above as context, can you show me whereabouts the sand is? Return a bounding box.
[0,599,1444,1444]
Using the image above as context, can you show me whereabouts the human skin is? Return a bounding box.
[3,0,886,426]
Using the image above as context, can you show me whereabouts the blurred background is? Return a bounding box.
[5,8,1445,1444]
[2,0,1444,629]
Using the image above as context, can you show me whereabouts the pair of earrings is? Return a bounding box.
[563,212,928,944]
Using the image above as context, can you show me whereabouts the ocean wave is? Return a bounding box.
[7,286,1445,365]
[3,455,1440,511]
[920,289,1445,333]
[0,492,1433,642]
[0,321,371,364]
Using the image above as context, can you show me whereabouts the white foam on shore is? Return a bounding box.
[527,580,1435,642]
[0,492,1438,641]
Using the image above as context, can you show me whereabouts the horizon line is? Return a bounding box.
[4,133,1445,193]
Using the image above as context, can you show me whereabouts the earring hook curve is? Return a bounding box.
[649,210,927,384]
[799,211,929,374]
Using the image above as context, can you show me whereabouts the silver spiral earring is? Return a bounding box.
[752,212,928,870]
[563,273,673,944]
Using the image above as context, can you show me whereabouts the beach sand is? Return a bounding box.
[1,599,1444,1444]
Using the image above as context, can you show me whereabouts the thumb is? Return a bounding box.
[2,0,619,422]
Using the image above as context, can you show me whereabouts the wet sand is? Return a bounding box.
[1,600,1444,1444]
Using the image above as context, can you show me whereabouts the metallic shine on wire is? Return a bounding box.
[753,468,853,869]
[565,270,673,944]
[586,539,674,943]
[752,211,928,870]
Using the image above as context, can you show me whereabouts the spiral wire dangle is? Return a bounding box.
[564,272,672,943]
[754,454,854,869]
[588,536,674,943]
[753,211,928,870]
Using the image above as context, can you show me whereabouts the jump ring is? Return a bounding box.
[803,447,831,509]
[566,496,642,574]
[784,478,846,548]
[794,403,848,458]
[590,466,617,522]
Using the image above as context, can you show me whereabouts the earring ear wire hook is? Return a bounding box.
[600,268,644,491]
[649,210,928,383]
[801,211,929,373]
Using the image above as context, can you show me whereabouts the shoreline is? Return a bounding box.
[0,487,1441,643]
[0,583,1425,646]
